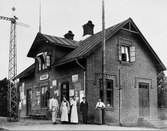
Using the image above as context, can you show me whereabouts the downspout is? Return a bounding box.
[76,59,86,96]
[118,66,123,126]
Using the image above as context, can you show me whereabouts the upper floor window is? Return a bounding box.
[118,38,135,62]
[121,45,130,62]
[36,51,51,71]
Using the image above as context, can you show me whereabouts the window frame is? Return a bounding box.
[118,37,135,63]
[99,79,114,107]
[41,86,48,108]
[36,51,52,72]
[121,45,130,62]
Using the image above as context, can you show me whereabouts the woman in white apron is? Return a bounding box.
[60,97,70,124]
[70,97,78,123]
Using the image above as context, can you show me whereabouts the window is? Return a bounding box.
[121,45,130,62]
[41,86,48,108]
[118,38,135,62]
[106,80,114,107]
[36,51,51,71]
[99,79,114,107]
[139,83,149,89]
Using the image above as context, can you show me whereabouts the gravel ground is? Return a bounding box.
[0,117,159,130]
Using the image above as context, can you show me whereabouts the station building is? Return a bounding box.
[17,18,166,126]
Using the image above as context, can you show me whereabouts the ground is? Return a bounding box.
[0,117,159,130]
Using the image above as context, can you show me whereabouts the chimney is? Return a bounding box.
[82,20,94,36]
[64,30,74,40]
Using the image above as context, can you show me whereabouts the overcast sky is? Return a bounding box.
[0,0,167,80]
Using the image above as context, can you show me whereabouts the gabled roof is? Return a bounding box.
[27,33,79,57]
[16,63,35,79]
[17,18,166,79]
[54,18,166,71]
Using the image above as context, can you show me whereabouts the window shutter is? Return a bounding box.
[36,56,41,63]
[130,46,135,62]
[46,55,51,67]
[118,45,121,61]
[42,52,47,63]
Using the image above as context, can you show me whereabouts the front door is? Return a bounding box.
[26,89,32,116]
[139,83,149,117]
[61,82,69,102]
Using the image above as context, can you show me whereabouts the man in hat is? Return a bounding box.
[49,96,59,124]
[80,97,88,124]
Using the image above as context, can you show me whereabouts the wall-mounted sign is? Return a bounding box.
[40,74,49,81]
[72,74,78,82]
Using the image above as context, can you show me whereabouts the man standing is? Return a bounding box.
[80,97,88,124]
[49,96,59,124]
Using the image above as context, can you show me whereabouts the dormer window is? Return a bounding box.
[36,51,51,71]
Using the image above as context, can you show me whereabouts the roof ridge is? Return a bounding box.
[41,32,79,43]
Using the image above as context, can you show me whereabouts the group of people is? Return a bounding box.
[49,96,88,124]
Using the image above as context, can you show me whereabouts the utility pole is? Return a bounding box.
[102,0,106,124]
[102,0,106,105]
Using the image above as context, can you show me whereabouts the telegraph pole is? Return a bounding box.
[102,0,106,105]
[102,0,106,124]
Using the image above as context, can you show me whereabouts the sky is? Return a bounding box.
[0,0,167,80]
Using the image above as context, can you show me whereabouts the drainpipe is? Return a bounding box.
[118,66,123,126]
[76,59,86,96]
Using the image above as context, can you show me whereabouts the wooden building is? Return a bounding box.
[17,18,166,126]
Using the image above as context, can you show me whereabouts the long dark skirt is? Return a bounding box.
[94,108,102,124]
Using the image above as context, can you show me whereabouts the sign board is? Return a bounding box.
[72,74,78,82]
[40,74,49,81]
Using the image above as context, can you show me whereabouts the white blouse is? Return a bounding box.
[95,102,106,108]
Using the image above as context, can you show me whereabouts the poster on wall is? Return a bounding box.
[80,90,85,103]
[69,89,74,96]
[22,82,25,93]
[23,96,26,105]
[72,74,78,82]
[20,92,24,100]
[52,80,57,87]
[54,90,59,96]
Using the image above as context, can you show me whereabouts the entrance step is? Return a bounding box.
[138,117,167,129]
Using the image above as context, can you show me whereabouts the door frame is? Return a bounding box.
[136,78,151,118]
[26,89,32,116]
[61,81,69,102]
[139,82,150,117]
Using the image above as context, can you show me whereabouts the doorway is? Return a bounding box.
[139,83,149,117]
[26,89,32,116]
[61,82,69,102]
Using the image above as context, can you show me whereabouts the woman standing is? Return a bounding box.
[94,98,105,125]
[70,97,78,124]
[60,96,70,124]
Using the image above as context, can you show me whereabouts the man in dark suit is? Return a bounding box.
[80,97,88,124]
